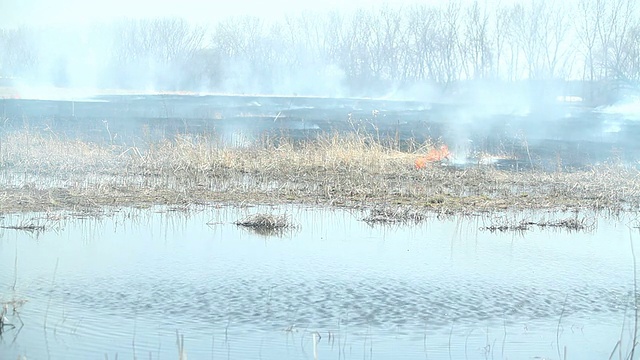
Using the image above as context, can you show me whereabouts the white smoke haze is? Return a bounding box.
[0,0,638,106]
[597,96,640,121]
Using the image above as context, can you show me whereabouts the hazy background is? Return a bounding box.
[0,0,638,105]
[1,0,422,27]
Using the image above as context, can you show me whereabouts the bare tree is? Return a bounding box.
[539,1,571,80]
[462,1,492,80]
[492,6,510,80]
[367,5,405,88]
[614,24,640,84]
[0,27,40,79]
[440,1,463,87]
[606,0,637,83]
[575,0,603,101]
[576,0,600,82]
[406,4,441,82]
[512,2,546,80]
[210,16,264,92]
[0,2,637,99]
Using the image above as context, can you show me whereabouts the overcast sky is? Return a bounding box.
[1,0,415,27]
[0,0,527,28]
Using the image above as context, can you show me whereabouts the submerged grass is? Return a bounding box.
[480,215,597,233]
[0,297,26,336]
[0,222,46,233]
[0,129,639,216]
[234,213,291,229]
[234,213,296,236]
[362,205,427,225]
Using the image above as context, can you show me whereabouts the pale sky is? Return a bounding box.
[1,0,524,27]
[1,0,413,27]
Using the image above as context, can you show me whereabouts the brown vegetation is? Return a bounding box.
[480,215,597,233]
[362,206,428,225]
[234,213,295,236]
[0,130,639,216]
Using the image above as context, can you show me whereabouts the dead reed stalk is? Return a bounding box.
[1,129,639,216]
[234,213,295,236]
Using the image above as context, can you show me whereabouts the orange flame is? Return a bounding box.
[415,145,450,169]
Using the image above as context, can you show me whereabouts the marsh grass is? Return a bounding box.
[234,213,296,236]
[1,129,639,216]
[176,330,187,360]
[0,211,72,237]
[481,214,597,233]
[0,222,46,233]
[0,297,26,336]
[362,205,427,225]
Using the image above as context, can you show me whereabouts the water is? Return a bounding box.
[0,206,638,359]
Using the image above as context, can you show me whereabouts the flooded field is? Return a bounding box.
[1,93,640,359]
[0,206,638,359]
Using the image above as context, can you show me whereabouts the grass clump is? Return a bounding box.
[481,214,597,233]
[362,206,428,225]
[0,222,46,233]
[234,213,295,236]
[0,298,26,335]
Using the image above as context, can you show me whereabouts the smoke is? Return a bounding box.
[1,0,638,105]
[383,82,440,103]
[597,96,640,121]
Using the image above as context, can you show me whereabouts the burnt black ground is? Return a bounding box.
[1,94,638,170]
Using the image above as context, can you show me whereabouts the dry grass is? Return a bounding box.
[1,129,640,216]
[481,215,597,233]
[234,213,295,236]
[0,297,26,335]
[362,205,428,224]
[0,222,46,233]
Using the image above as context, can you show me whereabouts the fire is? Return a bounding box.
[415,145,450,169]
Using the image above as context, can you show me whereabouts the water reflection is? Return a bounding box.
[0,206,637,359]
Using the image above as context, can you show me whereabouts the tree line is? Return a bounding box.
[0,0,638,104]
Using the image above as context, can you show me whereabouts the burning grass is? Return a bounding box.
[0,129,640,216]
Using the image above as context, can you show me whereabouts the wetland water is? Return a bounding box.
[0,206,638,359]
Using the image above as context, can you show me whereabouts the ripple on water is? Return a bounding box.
[59,275,630,332]
[0,206,636,360]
